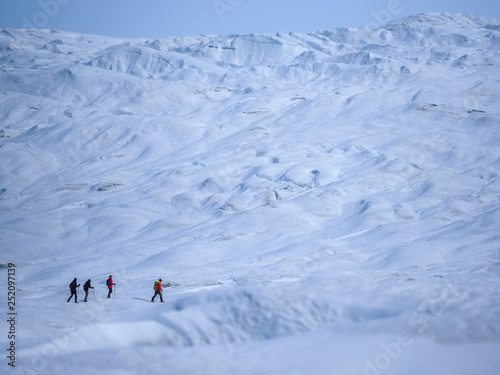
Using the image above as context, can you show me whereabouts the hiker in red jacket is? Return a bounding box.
[106,275,116,298]
[151,278,164,302]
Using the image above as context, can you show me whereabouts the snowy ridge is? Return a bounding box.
[1,13,500,375]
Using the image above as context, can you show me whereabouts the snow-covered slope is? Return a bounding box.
[1,13,500,375]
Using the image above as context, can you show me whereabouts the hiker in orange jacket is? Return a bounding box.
[151,278,164,302]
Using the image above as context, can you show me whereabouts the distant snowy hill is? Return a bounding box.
[1,13,500,375]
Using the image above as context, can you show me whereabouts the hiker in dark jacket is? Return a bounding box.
[67,278,80,303]
[83,279,94,302]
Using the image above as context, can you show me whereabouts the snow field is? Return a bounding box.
[1,13,500,374]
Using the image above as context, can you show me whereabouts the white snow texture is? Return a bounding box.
[1,12,500,375]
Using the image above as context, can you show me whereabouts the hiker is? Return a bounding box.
[106,275,116,298]
[83,279,94,302]
[151,278,164,302]
[67,278,80,303]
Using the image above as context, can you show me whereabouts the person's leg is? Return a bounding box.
[151,291,158,302]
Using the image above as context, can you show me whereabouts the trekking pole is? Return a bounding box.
[93,288,95,302]
[65,290,70,302]
[114,285,116,299]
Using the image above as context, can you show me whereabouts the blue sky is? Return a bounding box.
[0,0,499,38]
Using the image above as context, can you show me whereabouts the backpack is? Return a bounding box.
[106,279,110,287]
[154,281,159,291]
[84,280,90,291]
[69,280,76,289]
